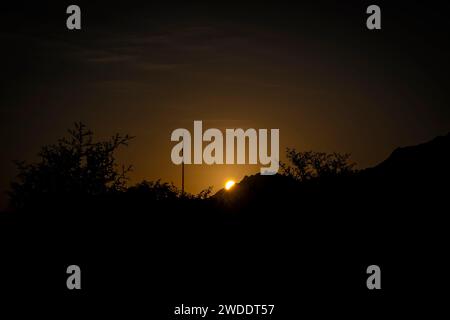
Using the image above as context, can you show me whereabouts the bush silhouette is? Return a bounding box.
[9,122,133,209]
[128,180,212,201]
[280,148,356,181]
[127,180,179,201]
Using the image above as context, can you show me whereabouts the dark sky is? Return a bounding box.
[1,1,449,209]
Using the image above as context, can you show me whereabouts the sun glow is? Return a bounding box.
[225,180,236,190]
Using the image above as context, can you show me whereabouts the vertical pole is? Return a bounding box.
[181,147,185,197]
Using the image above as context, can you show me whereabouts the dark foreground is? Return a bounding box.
[1,134,449,317]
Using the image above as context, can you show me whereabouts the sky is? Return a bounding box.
[1,1,450,209]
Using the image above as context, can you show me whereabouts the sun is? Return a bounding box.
[225,180,236,190]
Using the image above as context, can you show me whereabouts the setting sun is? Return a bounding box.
[225,180,236,190]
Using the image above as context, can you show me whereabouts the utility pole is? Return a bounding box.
[181,147,185,197]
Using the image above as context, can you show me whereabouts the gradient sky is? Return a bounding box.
[1,1,450,209]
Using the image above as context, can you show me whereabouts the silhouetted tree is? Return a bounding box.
[127,180,179,201]
[193,186,213,200]
[280,149,356,182]
[128,179,213,201]
[9,122,133,209]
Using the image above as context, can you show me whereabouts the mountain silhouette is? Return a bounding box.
[365,132,450,183]
[213,132,450,202]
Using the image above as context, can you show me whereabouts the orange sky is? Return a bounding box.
[1,2,450,209]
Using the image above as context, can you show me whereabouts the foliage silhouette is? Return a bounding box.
[8,122,214,210]
[127,179,212,201]
[280,148,356,182]
[9,122,133,209]
[127,180,180,201]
